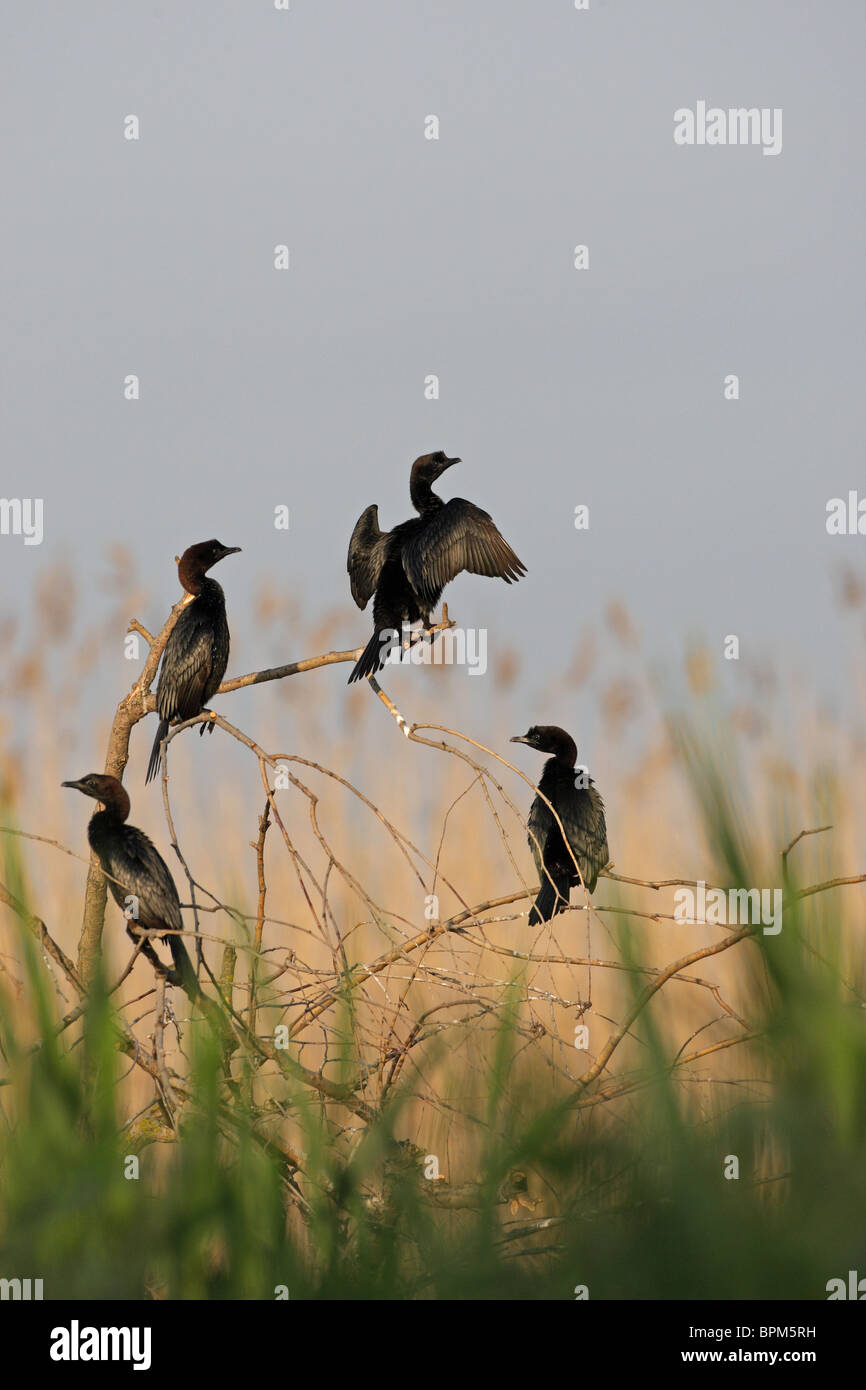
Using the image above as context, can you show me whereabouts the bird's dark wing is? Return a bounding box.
[558,784,609,894]
[101,826,184,936]
[528,779,609,902]
[401,498,526,607]
[527,793,555,884]
[347,505,389,610]
[527,794,571,923]
[156,606,214,720]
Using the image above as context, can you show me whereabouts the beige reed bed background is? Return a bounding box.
[3,554,865,1210]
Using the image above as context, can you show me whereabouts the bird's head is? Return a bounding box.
[510,725,578,766]
[180,539,242,574]
[177,539,241,593]
[411,451,461,485]
[62,773,131,819]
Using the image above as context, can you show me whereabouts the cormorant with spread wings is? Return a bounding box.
[347,451,526,682]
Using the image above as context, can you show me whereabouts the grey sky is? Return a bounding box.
[1,1,864,736]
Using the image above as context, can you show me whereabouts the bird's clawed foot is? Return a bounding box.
[421,602,454,633]
[128,927,177,983]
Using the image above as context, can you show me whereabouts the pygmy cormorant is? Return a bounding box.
[62,772,198,991]
[145,539,241,784]
[510,725,609,924]
[347,451,526,683]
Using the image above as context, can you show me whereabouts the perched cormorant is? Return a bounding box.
[510,725,609,924]
[347,451,526,683]
[145,539,241,784]
[62,773,197,991]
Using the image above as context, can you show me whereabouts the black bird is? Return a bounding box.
[347,451,526,683]
[510,725,609,924]
[62,773,197,991]
[145,539,241,784]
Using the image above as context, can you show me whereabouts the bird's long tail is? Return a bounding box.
[348,628,397,684]
[167,931,200,996]
[145,719,169,785]
[529,868,572,925]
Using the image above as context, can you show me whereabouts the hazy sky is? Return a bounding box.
[2,1,864,733]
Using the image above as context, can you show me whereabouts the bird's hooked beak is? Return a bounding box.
[218,545,242,558]
[434,455,460,478]
[61,778,96,799]
[509,735,533,747]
